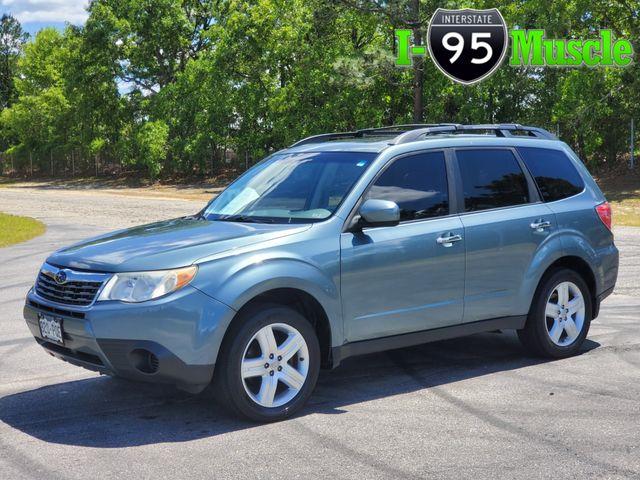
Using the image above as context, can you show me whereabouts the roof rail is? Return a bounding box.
[290,124,458,147]
[289,123,556,148]
[391,124,556,144]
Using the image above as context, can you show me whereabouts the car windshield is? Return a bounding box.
[203,151,376,223]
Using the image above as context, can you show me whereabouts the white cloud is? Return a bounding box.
[1,0,89,24]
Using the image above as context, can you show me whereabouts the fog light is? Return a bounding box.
[130,349,159,374]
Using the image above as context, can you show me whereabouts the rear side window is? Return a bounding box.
[517,147,585,202]
[456,149,530,212]
[367,151,449,221]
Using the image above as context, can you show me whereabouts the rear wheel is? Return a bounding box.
[214,304,320,422]
[518,268,592,358]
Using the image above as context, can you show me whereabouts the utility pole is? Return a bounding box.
[411,0,423,123]
[631,118,635,170]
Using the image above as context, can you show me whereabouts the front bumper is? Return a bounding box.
[24,285,236,392]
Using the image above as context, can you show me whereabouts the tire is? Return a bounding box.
[518,268,592,358]
[213,303,320,422]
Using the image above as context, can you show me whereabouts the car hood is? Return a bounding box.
[47,217,311,272]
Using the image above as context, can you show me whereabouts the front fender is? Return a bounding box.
[192,252,342,347]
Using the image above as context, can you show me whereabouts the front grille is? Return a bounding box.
[35,271,103,306]
[28,299,86,319]
[37,338,105,367]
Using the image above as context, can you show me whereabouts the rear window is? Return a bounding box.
[456,149,530,212]
[517,147,585,202]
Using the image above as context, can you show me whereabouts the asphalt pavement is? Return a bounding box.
[0,186,639,480]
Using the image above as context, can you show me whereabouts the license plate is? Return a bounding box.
[38,314,64,344]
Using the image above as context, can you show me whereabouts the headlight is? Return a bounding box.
[97,266,198,303]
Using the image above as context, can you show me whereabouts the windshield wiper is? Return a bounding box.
[216,215,275,224]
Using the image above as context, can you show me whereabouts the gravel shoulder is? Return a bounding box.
[0,186,204,230]
[1,187,639,480]
[0,179,219,202]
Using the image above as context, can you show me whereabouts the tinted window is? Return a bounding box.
[456,149,530,212]
[517,147,585,202]
[367,151,448,221]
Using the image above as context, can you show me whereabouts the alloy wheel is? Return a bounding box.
[240,323,309,408]
[545,281,586,346]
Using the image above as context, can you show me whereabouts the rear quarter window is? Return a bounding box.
[517,147,585,202]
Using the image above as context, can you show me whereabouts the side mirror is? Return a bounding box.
[358,199,400,228]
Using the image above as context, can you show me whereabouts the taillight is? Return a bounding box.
[595,201,612,230]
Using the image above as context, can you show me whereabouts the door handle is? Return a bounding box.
[436,234,463,247]
[530,220,551,232]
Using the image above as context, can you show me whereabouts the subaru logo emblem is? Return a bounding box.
[55,270,68,284]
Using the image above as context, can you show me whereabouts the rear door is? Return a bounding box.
[340,150,465,342]
[454,147,556,322]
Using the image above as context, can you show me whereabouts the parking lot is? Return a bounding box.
[1,186,639,480]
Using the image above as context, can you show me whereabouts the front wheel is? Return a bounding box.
[214,304,320,422]
[518,268,592,358]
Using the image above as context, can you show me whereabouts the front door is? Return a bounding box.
[340,151,465,343]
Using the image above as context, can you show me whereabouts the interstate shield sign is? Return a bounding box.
[427,8,508,85]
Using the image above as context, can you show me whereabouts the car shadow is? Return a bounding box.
[0,332,600,448]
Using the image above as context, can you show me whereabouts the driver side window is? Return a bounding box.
[367,151,449,221]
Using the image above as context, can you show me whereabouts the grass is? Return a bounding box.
[596,171,640,227]
[609,197,640,227]
[0,212,46,248]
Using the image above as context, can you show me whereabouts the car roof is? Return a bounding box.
[283,135,566,155]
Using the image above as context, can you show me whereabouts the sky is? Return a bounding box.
[0,0,89,36]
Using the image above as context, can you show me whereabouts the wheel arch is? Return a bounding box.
[194,252,344,365]
[532,255,598,318]
[219,287,335,369]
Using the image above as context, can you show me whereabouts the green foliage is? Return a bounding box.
[0,1,638,178]
[0,14,28,111]
[133,120,169,178]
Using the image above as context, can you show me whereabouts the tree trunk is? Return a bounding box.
[411,0,423,123]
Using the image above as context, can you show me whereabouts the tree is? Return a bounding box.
[1,1,638,177]
[86,0,218,93]
[0,14,28,111]
[0,28,71,173]
[132,120,169,178]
